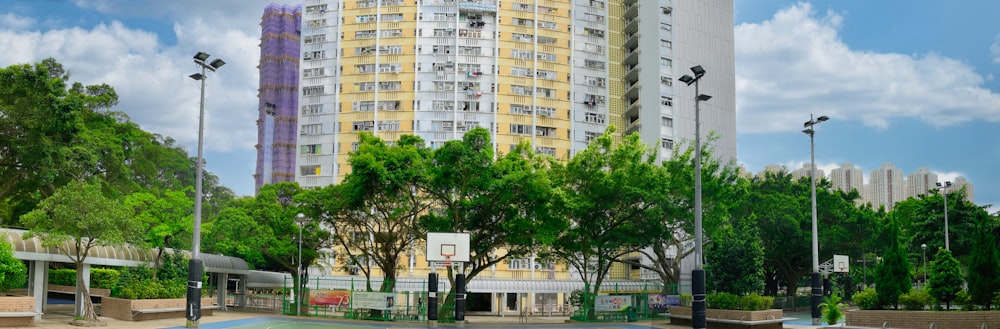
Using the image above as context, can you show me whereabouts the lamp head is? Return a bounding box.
[209,58,226,70]
[194,52,211,62]
[678,74,694,85]
[697,94,712,102]
[690,65,706,78]
[817,115,830,122]
[802,128,814,135]
[189,73,205,80]
[921,243,927,250]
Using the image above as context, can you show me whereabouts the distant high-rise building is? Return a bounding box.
[791,163,824,182]
[293,0,737,187]
[951,176,975,203]
[255,3,302,193]
[905,167,937,199]
[866,162,905,210]
[829,163,863,194]
[758,164,787,179]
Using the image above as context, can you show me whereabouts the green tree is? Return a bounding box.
[125,188,193,279]
[20,180,142,322]
[967,221,1000,309]
[419,128,563,316]
[874,213,911,309]
[706,217,765,295]
[547,129,668,317]
[0,239,27,294]
[927,248,963,309]
[304,133,429,293]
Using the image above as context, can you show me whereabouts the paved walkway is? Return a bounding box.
[31,305,829,329]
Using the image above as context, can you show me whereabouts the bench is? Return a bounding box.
[133,305,220,315]
[669,314,792,329]
[0,312,41,328]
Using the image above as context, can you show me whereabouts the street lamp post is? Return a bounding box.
[936,181,952,250]
[679,65,711,329]
[296,213,305,317]
[802,114,828,326]
[921,243,927,288]
[186,51,225,328]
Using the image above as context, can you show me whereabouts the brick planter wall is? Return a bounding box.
[670,306,783,321]
[0,296,36,327]
[100,297,217,321]
[47,284,111,297]
[846,310,1000,329]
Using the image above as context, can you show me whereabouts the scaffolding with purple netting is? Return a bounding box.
[256,3,302,193]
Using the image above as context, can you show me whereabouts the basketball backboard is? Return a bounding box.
[833,255,850,273]
[426,232,470,263]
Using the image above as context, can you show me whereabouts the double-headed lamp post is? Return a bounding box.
[296,213,305,316]
[802,114,828,326]
[186,51,224,328]
[679,65,711,329]
[936,181,952,250]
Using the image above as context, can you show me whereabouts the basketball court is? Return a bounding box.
[161,316,670,329]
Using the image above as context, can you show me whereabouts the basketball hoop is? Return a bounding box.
[442,254,454,267]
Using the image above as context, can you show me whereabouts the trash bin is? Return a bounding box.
[626,306,637,322]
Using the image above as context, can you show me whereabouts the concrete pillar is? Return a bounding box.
[237,275,248,307]
[217,273,228,310]
[29,260,48,319]
[75,264,91,317]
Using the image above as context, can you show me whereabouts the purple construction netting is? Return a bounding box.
[255,3,302,193]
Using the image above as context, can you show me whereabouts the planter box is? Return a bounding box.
[0,296,37,327]
[670,306,785,329]
[100,297,218,321]
[846,310,1000,329]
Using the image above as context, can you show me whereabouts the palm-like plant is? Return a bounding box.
[820,294,846,326]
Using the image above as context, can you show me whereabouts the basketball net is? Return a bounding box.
[443,254,454,267]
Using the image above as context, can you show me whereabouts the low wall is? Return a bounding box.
[0,296,36,327]
[47,284,110,297]
[101,297,217,321]
[671,306,783,321]
[847,310,1000,329]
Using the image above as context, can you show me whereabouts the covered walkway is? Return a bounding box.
[1,228,250,319]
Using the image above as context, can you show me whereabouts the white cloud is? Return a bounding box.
[992,34,1000,64]
[735,3,1000,133]
[0,13,35,30]
[0,2,278,153]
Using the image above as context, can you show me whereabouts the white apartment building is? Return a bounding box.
[829,162,863,194]
[865,163,906,211]
[905,167,938,199]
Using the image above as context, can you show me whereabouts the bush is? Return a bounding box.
[90,268,119,289]
[680,294,692,307]
[117,277,186,299]
[738,294,774,311]
[899,289,933,310]
[852,288,880,310]
[994,291,1000,310]
[48,269,77,286]
[706,293,740,310]
[0,240,27,294]
[956,290,975,311]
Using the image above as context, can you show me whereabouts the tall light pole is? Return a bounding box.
[921,243,927,288]
[186,51,224,328]
[296,213,305,316]
[936,181,952,250]
[802,114,828,326]
[679,65,711,329]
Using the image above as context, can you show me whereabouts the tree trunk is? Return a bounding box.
[76,266,100,322]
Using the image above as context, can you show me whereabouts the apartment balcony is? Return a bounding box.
[625,64,640,82]
[458,0,497,13]
[624,1,639,19]
[624,16,639,35]
[625,118,641,136]
[624,82,640,100]
[624,32,640,49]
[624,99,641,119]
[624,48,640,66]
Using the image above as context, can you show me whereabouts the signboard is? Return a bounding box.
[595,295,632,312]
[352,291,396,310]
[310,290,351,307]
[648,294,680,310]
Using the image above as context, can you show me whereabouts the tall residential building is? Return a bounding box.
[866,162,905,211]
[829,162,863,194]
[951,176,975,203]
[294,0,736,188]
[905,167,937,199]
[255,3,302,193]
[790,163,824,182]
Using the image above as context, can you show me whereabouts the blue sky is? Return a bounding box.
[1,1,998,212]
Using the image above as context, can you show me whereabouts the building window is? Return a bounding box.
[510,124,532,135]
[353,121,375,131]
[661,138,674,150]
[661,117,673,127]
[305,4,327,13]
[301,124,323,135]
[584,131,600,142]
[536,126,557,137]
[584,112,606,124]
[301,144,321,155]
[536,147,556,156]
[661,96,673,107]
[303,67,325,78]
[300,165,321,176]
[303,86,325,96]
[301,104,324,115]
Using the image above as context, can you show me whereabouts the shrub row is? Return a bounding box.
[48,268,119,289]
[680,293,774,311]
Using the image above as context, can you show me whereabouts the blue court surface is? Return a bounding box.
[163,317,665,329]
